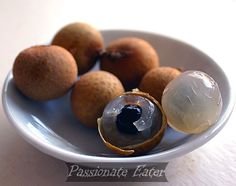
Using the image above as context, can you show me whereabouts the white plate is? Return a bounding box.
[2,30,235,164]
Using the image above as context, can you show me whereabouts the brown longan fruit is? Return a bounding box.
[139,67,181,103]
[71,71,124,127]
[100,37,159,90]
[52,22,104,75]
[13,45,77,101]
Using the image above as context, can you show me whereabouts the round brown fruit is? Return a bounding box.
[71,71,124,127]
[52,22,104,75]
[13,45,77,101]
[100,37,159,90]
[139,67,181,103]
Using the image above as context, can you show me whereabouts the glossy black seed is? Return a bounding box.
[116,104,142,134]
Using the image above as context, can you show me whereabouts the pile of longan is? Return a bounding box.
[13,22,222,139]
[13,22,178,127]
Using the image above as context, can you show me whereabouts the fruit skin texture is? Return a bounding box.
[100,37,159,90]
[13,45,78,101]
[71,71,124,127]
[139,67,181,103]
[52,22,104,75]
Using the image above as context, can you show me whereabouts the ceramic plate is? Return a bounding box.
[2,30,235,164]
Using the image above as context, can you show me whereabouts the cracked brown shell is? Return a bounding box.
[97,90,167,156]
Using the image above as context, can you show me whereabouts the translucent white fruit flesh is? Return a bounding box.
[101,94,162,146]
[162,71,222,134]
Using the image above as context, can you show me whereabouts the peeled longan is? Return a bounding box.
[13,45,77,101]
[100,37,159,90]
[162,71,222,134]
[52,22,104,75]
[71,71,124,127]
[139,67,181,103]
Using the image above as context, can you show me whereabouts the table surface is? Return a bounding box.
[1,0,236,185]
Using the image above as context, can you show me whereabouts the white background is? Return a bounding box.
[0,0,236,185]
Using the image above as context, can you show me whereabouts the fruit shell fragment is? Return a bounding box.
[98,90,167,156]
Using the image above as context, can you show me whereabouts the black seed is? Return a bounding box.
[116,104,142,134]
